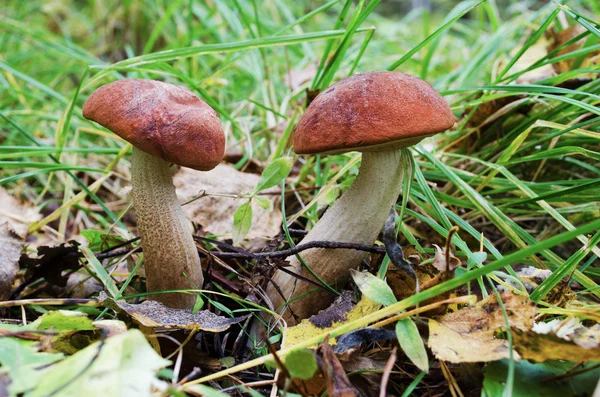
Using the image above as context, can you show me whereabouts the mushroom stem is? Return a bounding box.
[131,147,203,309]
[267,149,407,323]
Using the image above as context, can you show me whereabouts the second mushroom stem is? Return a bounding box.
[131,147,203,309]
[267,148,408,323]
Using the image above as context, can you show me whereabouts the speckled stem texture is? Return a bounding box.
[267,149,406,323]
[131,147,203,308]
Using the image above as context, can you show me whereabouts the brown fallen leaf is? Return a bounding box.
[548,24,594,74]
[92,319,128,337]
[428,292,536,363]
[0,188,41,299]
[0,187,41,238]
[318,338,358,397]
[499,266,574,306]
[284,297,380,348]
[512,327,600,362]
[174,164,282,243]
[387,246,428,301]
[512,38,556,84]
[510,317,600,362]
[431,244,462,273]
[309,291,355,328]
[0,224,22,300]
[99,293,247,332]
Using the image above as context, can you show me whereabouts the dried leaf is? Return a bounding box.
[512,38,556,83]
[334,328,396,355]
[547,24,595,74]
[0,224,22,300]
[174,164,282,241]
[513,319,600,362]
[99,293,247,332]
[0,189,41,300]
[0,187,41,238]
[431,244,461,273]
[513,328,600,362]
[428,292,536,363]
[318,339,358,397]
[91,320,128,337]
[309,291,355,328]
[20,241,81,288]
[285,297,381,348]
[501,266,574,306]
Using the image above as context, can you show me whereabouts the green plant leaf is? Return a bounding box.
[37,310,96,332]
[396,318,429,373]
[80,246,120,298]
[28,329,170,397]
[351,269,397,306]
[232,200,253,245]
[0,331,63,395]
[467,251,487,268]
[192,295,205,314]
[253,157,293,194]
[254,195,273,211]
[80,229,126,252]
[483,359,600,397]
[283,348,318,380]
[185,385,230,397]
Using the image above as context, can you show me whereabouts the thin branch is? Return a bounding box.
[93,239,385,261]
[213,240,385,259]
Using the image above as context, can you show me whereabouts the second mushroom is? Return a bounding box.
[266,71,454,323]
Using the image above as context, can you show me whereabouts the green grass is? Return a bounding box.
[2,0,600,394]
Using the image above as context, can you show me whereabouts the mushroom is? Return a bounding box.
[266,71,454,323]
[83,79,225,309]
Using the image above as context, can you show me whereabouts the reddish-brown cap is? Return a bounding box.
[83,79,225,171]
[294,72,454,155]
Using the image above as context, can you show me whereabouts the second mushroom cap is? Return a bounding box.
[294,71,454,155]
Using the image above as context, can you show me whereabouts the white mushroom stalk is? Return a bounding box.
[131,148,203,308]
[267,149,407,322]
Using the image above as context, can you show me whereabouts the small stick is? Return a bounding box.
[264,333,309,397]
[379,347,398,397]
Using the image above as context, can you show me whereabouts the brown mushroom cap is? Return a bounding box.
[294,71,454,155]
[83,79,225,171]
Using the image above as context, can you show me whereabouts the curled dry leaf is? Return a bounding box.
[0,187,41,238]
[512,328,600,362]
[428,292,536,363]
[19,241,81,288]
[431,244,462,273]
[0,188,41,300]
[174,164,282,244]
[317,338,358,397]
[333,328,396,355]
[499,266,574,306]
[0,224,22,300]
[99,293,247,332]
[548,24,600,75]
[513,318,600,362]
